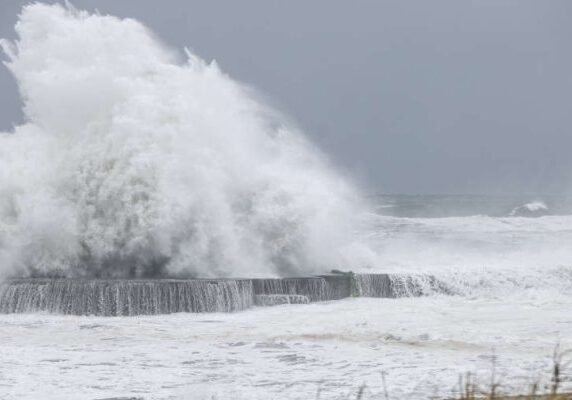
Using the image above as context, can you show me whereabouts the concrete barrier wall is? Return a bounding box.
[0,279,254,316]
[0,273,443,316]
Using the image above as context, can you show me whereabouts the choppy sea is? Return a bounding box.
[1,194,571,399]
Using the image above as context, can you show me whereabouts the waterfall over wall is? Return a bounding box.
[252,275,350,302]
[0,279,254,316]
[0,274,450,316]
[355,274,455,298]
[355,274,394,297]
[254,294,310,307]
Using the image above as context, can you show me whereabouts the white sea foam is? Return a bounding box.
[1,296,571,399]
[1,6,572,400]
[510,200,549,217]
[1,3,571,298]
[0,3,371,278]
[356,213,572,296]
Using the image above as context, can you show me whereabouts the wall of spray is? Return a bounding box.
[0,3,373,279]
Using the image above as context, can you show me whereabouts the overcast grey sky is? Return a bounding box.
[1,1,571,194]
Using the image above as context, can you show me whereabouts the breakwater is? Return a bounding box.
[0,273,444,316]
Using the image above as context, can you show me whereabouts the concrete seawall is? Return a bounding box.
[0,273,444,316]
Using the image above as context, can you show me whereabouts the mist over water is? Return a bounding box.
[0,3,371,279]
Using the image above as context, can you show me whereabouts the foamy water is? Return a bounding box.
[1,3,571,294]
[1,4,572,400]
[359,212,572,296]
[0,3,369,279]
[1,203,571,399]
[1,296,571,400]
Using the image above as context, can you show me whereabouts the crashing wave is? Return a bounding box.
[509,201,549,217]
[0,3,373,279]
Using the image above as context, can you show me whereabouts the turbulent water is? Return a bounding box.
[1,3,572,400]
[1,4,571,298]
[360,194,572,297]
[0,3,369,280]
[2,195,571,399]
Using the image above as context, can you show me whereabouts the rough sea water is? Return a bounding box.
[0,3,370,280]
[1,3,572,400]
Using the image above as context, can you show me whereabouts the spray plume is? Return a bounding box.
[0,3,371,278]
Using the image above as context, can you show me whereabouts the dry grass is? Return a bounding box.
[345,346,572,400]
[448,346,572,400]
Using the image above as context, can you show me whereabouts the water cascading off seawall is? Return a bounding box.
[0,274,451,316]
[0,279,254,316]
[354,274,455,297]
[254,294,310,307]
[252,275,352,302]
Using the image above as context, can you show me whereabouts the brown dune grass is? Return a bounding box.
[347,347,572,400]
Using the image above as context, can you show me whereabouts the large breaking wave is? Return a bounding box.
[0,3,372,278]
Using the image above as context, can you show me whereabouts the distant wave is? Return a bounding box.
[355,212,572,296]
[509,201,549,217]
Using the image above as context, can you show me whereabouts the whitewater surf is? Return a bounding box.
[0,2,371,280]
[0,3,572,400]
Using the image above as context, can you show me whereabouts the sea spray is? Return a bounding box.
[3,3,570,299]
[0,3,373,279]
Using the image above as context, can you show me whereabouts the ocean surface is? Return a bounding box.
[1,194,571,400]
[359,195,572,293]
[1,4,571,399]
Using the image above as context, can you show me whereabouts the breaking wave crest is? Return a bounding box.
[0,3,372,278]
[1,3,571,300]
